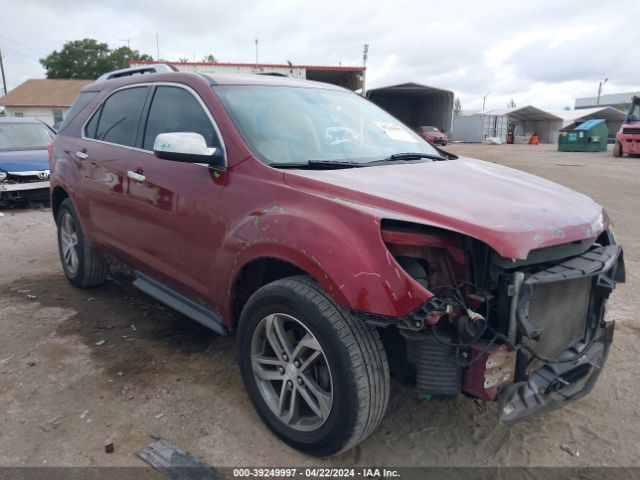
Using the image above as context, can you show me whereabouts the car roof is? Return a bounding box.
[81,70,347,93]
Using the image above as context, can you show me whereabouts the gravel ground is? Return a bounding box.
[0,143,639,468]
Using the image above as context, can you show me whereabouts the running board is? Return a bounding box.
[133,273,226,335]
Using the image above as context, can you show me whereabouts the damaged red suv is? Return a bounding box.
[50,65,625,457]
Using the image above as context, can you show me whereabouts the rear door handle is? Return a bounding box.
[127,170,146,182]
[76,151,88,159]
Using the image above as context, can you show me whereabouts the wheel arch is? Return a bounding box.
[51,185,70,220]
[228,251,349,329]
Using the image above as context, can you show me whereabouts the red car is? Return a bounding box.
[50,65,624,456]
[416,125,448,145]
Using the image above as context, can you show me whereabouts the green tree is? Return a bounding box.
[178,57,190,63]
[202,54,218,63]
[507,98,516,108]
[40,39,153,79]
[453,98,462,117]
[563,105,571,110]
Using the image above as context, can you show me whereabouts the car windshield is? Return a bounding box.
[421,126,441,133]
[214,85,440,166]
[0,122,55,151]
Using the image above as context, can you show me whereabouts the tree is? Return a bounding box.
[202,54,218,63]
[563,105,572,111]
[507,98,516,108]
[178,57,190,63]
[40,39,153,79]
[453,98,462,117]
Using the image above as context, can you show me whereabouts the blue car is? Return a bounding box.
[0,117,56,207]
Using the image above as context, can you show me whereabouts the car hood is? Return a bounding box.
[0,149,50,172]
[283,157,606,259]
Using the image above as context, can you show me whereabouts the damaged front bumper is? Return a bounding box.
[499,320,613,424]
[500,244,624,424]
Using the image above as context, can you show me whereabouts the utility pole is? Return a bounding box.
[482,92,490,111]
[597,78,608,106]
[255,38,259,67]
[156,34,160,61]
[361,43,369,97]
[119,38,131,49]
[0,48,7,97]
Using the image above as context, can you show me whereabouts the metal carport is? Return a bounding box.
[367,83,454,135]
[452,106,562,143]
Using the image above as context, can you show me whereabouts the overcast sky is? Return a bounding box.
[1,0,638,111]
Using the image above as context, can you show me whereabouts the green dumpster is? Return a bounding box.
[558,118,608,152]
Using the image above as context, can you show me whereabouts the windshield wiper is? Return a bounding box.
[268,160,365,170]
[386,152,447,161]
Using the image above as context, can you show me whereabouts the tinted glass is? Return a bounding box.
[143,86,219,151]
[0,123,55,151]
[214,85,439,166]
[93,87,148,146]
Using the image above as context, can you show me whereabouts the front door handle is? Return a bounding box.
[127,170,146,182]
[76,151,88,159]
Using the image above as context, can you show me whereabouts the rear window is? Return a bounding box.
[86,87,149,147]
[58,91,97,132]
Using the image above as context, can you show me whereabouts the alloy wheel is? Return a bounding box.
[60,212,79,276]
[250,313,333,432]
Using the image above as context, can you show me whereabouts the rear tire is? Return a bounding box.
[613,141,623,157]
[56,198,108,288]
[237,275,389,456]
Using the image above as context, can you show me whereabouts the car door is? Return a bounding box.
[80,86,150,254]
[123,84,227,303]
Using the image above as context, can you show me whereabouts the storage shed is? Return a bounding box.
[452,106,562,144]
[367,83,454,135]
[548,107,627,144]
[558,119,608,152]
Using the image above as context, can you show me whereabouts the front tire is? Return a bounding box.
[613,141,623,157]
[237,275,389,456]
[56,198,108,288]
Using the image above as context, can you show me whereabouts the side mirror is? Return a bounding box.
[153,132,225,168]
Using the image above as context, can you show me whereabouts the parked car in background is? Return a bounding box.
[0,117,55,207]
[50,65,624,456]
[415,125,448,145]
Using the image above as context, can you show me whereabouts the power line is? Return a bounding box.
[0,33,44,57]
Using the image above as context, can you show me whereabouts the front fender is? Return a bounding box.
[223,195,430,320]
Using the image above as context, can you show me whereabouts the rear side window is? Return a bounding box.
[86,87,149,147]
[58,91,97,132]
[142,86,220,151]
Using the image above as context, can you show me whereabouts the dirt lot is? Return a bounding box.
[1,144,639,468]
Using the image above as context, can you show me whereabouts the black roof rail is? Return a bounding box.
[96,63,178,82]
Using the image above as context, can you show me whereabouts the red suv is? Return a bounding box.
[50,65,625,456]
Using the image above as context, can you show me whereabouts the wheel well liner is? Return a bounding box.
[51,186,69,220]
[230,257,305,327]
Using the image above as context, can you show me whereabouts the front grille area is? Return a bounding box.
[7,173,42,183]
[622,127,640,135]
[522,276,592,374]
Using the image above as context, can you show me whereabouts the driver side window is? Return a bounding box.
[142,86,221,151]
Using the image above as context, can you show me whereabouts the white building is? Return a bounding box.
[0,79,92,127]
[130,61,365,91]
[575,91,639,112]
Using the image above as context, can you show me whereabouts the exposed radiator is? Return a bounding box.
[521,276,592,374]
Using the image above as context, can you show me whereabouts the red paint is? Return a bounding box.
[50,72,608,329]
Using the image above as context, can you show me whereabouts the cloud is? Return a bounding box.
[1,0,638,111]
